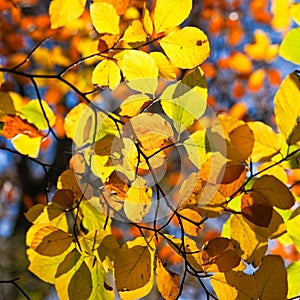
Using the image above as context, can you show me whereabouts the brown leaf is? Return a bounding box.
[52,189,74,208]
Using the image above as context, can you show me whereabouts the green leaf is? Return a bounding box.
[21,99,56,130]
[279,28,300,65]
[68,261,93,300]
[287,262,300,298]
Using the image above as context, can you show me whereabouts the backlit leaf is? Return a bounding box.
[92,59,121,89]
[287,262,300,298]
[271,0,291,30]
[57,169,83,200]
[178,208,203,236]
[30,226,73,256]
[156,259,180,300]
[252,175,295,209]
[90,2,119,35]
[68,261,92,300]
[257,162,288,184]
[55,248,81,278]
[21,99,56,130]
[124,177,152,223]
[290,3,300,24]
[142,6,153,35]
[287,207,300,251]
[279,28,300,65]
[200,237,242,272]
[0,91,15,118]
[149,52,177,80]
[97,234,120,262]
[274,72,300,142]
[230,214,268,267]
[119,94,151,117]
[49,0,86,29]
[160,27,210,69]
[254,255,288,300]
[11,134,42,158]
[122,20,147,45]
[154,0,192,33]
[121,50,158,95]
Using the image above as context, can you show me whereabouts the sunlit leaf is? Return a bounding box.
[90,2,120,35]
[30,226,73,256]
[274,72,300,142]
[254,255,288,299]
[252,175,295,209]
[271,0,291,30]
[257,162,288,184]
[121,50,158,95]
[57,169,83,200]
[124,177,152,223]
[0,91,15,118]
[228,52,253,74]
[49,0,86,29]
[11,134,41,158]
[156,259,180,300]
[290,3,300,24]
[93,0,129,15]
[149,52,177,80]
[21,99,56,130]
[154,0,192,33]
[160,27,210,69]
[119,94,151,117]
[177,208,203,236]
[200,237,242,272]
[230,214,268,267]
[142,6,153,35]
[122,20,147,45]
[279,28,300,65]
[287,207,300,251]
[92,59,121,89]
[287,262,300,298]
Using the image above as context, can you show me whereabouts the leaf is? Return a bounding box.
[114,244,151,291]
[254,255,287,300]
[252,175,295,209]
[122,20,147,45]
[287,207,300,251]
[55,248,81,278]
[287,262,300,298]
[124,112,174,150]
[279,28,300,65]
[247,121,281,162]
[67,261,93,300]
[274,72,300,142]
[271,0,291,30]
[49,0,86,29]
[230,214,268,267]
[211,271,257,300]
[200,237,242,272]
[119,94,151,117]
[57,169,83,200]
[142,6,153,35]
[25,204,46,223]
[124,177,152,223]
[12,134,42,158]
[154,0,192,33]
[121,50,158,95]
[241,192,273,227]
[97,234,120,262]
[149,52,177,80]
[21,99,56,130]
[0,91,15,118]
[156,259,180,300]
[30,226,73,256]
[257,162,288,183]
[52,189,74,208]
[178,208,203,236]
[90,2,120,35]
[92,59,121,89]
[290,3,300,24]
[160,27,210,69]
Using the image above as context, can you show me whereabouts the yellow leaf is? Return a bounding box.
[115,237,155,299]
[119,94,151,117]
[274,71,300,143]
[247,121,281,162]
[124,177,152,223]
[156,259,180,300]
[57,169,83,200]
[160,27,210,69]
[271,0,291,31]
[254,255,288,299]
[252,175,295,209]
[257,162,288,184]
[11,134,42,158]
[0,91,15,118]
[149,52,177,80]
[121,50,158,94]
[90,2,120,35]
[0,66,4,87]
[49,0,86,29]
[290,3,300,24]
[30,226,73,256]
[92,59,121,89]
[200,237,242,272]
[230,214,268,267]
[142,6,153,35]
[211,271,257,300]
[228,52,253,74]
[177,208,203,236]
[122,20,147,45]
[154,0,192,33]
